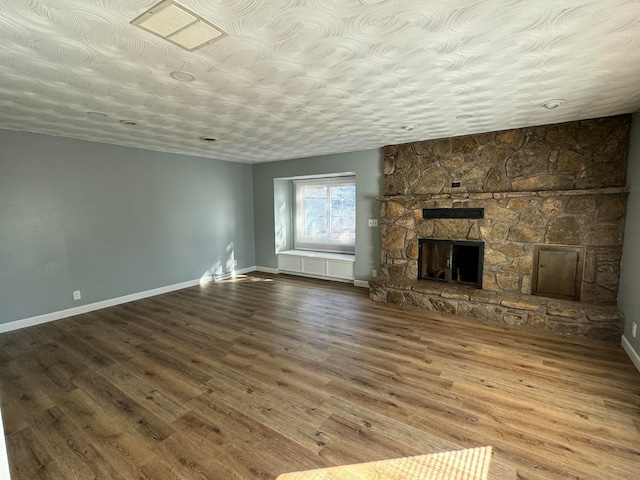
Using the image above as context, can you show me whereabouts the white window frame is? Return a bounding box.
[293,176,356,254]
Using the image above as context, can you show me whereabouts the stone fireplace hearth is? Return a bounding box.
[370,115,631,340]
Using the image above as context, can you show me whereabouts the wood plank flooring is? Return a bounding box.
[1,272,639,479]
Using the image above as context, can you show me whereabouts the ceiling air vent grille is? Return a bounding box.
[131,0,227,52]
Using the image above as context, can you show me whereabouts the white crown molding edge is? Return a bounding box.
[0,267,256,334]
[621,334,640,373]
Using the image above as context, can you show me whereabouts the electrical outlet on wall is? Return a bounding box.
[73,290,81,301]
[372,269,378,277]
[633,322,637,338]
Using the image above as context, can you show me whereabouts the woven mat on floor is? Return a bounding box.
[277,446,492,480]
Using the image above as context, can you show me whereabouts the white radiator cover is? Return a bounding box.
[277,250,355,282]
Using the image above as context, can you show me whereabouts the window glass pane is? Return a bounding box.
[293,176,356,253]
[303,186,328,237]
[330,186,355,240]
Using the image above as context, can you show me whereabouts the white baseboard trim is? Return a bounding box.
[254,266,280,274]
[0,278,206,334]
[234,266,255,275]
[0,266,365,335]
[622,335,640,373]
[212,266,255,281]
[277,270,354,284]
[0,268,257,335]
[0,404,10,480]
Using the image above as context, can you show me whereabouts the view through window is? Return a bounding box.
[294,176,356,253]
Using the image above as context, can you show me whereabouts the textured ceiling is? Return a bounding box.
[1,0,640,164]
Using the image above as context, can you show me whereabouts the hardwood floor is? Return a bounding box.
[1,272,639,479]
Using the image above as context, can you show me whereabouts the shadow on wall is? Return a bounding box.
[200,242,237,283]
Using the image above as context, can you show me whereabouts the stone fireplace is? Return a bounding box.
[370,115,631,339]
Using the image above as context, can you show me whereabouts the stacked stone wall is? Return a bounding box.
[383,115,630,196]
[369,278,623,340]
[380,188,627,306]
[374,115,632,337]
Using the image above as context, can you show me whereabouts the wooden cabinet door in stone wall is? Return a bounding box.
[532,245,585,301]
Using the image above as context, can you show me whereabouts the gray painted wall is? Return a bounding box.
[619,112,640,357]
[0,130,255,325]
[252,149,383,281]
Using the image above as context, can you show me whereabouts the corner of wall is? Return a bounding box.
[622,334,640,373]
[619,110,640,370]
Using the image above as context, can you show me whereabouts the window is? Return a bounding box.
[294,176,356,253]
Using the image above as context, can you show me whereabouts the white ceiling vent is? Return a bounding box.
[131,0,228,52]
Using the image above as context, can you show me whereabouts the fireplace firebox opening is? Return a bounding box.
[419,239,484,288]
